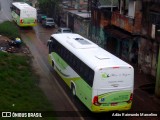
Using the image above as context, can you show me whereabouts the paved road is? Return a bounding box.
[0,0,13,23]
[20,26,85,120]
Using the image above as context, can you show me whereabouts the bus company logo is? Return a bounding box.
[101,73,110,79]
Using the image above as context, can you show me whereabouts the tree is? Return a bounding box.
[37,0,62,18]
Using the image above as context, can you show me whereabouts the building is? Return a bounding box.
[144,0,160,97]
[58,0,89,27]
[90,0,160,96]
[59,0,160,96]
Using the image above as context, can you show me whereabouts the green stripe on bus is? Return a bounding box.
[51,52,92,110]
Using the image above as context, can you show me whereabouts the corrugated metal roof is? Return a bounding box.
[68,10,91,18]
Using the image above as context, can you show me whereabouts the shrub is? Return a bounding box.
[0,21,20,39]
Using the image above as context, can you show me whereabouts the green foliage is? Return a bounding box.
[0,21,20,39]
[37,0,61,17]
[0,52,54,118]
[13,0,32,5]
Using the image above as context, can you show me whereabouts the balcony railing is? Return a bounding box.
[149,11,160,25]
[111,11,142,35]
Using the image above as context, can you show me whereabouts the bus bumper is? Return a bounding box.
[19,23,37,27]
[91,102,132,112]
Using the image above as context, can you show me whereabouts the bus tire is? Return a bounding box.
[52,61,54,67]
[71,83,76,96]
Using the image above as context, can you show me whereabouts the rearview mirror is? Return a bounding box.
[47,40,52,46]
[10,6,13,10]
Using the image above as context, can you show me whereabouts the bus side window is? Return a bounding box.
[76,57,81,72]
[49,37,57,53]
[84,68,89,78]
[66,50,71,63]
[57,44,61,55]
[12,6,16,12]
[72,56,76,67]
[79,61,83,74]
[59,44,63,57]
[15,8,20,16]
[48,43,52,54]
[88,70,94,85]
[52,37,57,48]
[74,57,79,70]
[62,47,66,59]
[65,51,69,61]
[68,52,73,65]
[83,64,94,86]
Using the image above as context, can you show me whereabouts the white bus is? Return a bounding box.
[47,33,134,112]
[11,2,37,27]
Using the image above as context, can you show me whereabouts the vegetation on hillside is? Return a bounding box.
[0,19,55,120]
[0,51,55,120]
[0,21,20,39]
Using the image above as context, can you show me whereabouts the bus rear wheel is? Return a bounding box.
[52,61,54,67]
[71,84,76,96]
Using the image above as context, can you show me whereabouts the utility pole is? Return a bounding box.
[76,0,80,11]
[111,0,113,12]
[71,0,73,7]
[119,0,126,14]
[155,47,160,97]
[87,0,90,12]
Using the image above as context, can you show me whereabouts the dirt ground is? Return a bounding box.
[0,35,30,54]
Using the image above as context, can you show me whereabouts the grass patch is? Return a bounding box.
[0,52,56,120]
[0,21,20,39]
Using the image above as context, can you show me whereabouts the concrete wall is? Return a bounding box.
[138,37,158,77]
[74,18,90,38]
[91,26,106,48]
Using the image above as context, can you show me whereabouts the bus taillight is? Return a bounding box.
[20,19,23,23]
[127,93,133,103]
[93,96,101,106]
[130,93,133,101]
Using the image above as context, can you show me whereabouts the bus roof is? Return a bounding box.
[51,33,132,70]
[12,2,36,11]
